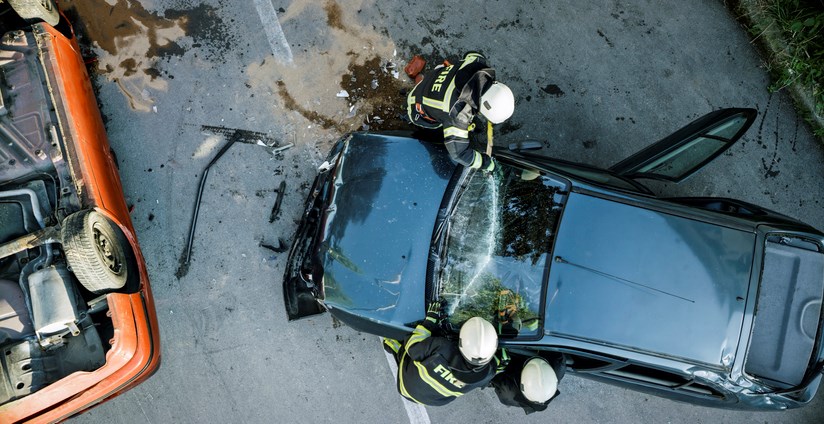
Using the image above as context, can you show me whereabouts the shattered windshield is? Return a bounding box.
[439,162,566,338]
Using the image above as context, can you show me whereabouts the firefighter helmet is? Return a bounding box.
[458,317,498,366]
[520,357,558,403]
[479,82,515,124]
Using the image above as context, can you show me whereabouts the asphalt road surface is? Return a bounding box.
[62,0,824,423]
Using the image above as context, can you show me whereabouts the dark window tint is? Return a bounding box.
[635,136,726,178]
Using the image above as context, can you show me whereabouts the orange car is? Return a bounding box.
[0,3,160,423]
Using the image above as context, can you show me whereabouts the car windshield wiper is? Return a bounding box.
[428,167,476,302]
[432,168,475,245]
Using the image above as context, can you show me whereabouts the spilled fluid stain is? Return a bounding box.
[276,81,346,132]
[274,56,408,133]
[62,0,233,112]
[339,57,408,131]
[62,0,185,111]
[324,0,346,31]
[243,0,406,144]
[541,84,565,97]
[498,121,523,136]
[61,0,185,57]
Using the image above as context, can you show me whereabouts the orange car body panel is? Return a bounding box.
[0,23,160,424]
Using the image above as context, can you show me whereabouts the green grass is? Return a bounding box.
[749,0,824,136]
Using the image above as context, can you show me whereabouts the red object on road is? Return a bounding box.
[404,55,426,80]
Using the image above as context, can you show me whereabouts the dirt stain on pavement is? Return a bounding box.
[276,81,346,132]
[324,0,346,31]
[541,84,565,97]
[61,0,185,111]
[246,0,407,143]
[62,0,232,112]
[340,57,408,131]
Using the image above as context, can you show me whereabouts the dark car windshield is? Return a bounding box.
[438,161,567,338]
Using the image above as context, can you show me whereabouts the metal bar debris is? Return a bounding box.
[178,125,288,278]
[183,131,241,266]
[269,181,286,223]
[201,125,279,147]
[260,237,289,253]
[272,143,294,154]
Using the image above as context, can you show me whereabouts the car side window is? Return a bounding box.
[539,159,651,193]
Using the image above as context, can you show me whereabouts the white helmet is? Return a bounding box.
[520,357,558,403]
[479,82,515,124]
[458,317,498,366]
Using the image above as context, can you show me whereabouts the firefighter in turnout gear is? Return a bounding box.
[383,302,507,406]
[490,353,566,414]
[405,52,515,172]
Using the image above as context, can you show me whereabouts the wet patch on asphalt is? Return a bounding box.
[541,84,566,97]
[61,0,236,112]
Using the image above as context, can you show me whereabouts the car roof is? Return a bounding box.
[545,192,756,368]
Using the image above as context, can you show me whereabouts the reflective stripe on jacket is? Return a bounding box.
[396,319,501,406]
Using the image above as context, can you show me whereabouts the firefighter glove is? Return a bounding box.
[484,157,497,173]
[426,300,443,324]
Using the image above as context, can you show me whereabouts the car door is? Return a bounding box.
[609,108,757,183]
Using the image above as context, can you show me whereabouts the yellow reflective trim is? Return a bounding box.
[441,79,457,112]
[460,53,481,69]
[398,354,423,403]
[384,338,401,353]
[404,325,431,352]
[421,96,445,110]
[469,151,483,169]
[407,88,417,122]
[443,126,469,139]
[413,361,463,398]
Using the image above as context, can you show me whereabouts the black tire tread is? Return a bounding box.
[7,0,59,26]
[62,210,130,293]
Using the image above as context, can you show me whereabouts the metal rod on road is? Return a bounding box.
[183,132,241,265]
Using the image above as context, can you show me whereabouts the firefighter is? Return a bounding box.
[405,52,515,172]
[490,353,565,414]
[383,302,507,406]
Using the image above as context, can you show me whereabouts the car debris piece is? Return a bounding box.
[272,143,294,154]
[181,127,284,270]
[260,237,289,253]
[269,181,287,223]
[201,125,279,147]
[182,131,241,266]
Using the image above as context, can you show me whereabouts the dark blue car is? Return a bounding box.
[284,108,824,410]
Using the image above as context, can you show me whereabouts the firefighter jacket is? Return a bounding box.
[407,52,496,170]
[395,318,504,406]
[489,352,565,414]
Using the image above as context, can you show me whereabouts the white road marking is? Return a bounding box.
[252,0,293,63]
[381,338,431,424]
